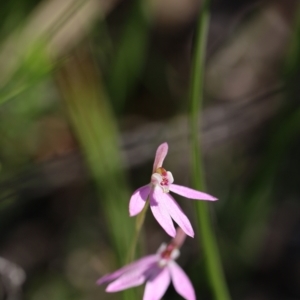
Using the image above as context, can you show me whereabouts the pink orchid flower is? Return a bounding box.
[97,242,195,300]
[129,142,217,237]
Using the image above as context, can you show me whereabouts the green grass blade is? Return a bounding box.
[189,1,231,300]
[56,47,136,300]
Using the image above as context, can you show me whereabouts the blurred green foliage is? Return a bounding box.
[0,0,299,300]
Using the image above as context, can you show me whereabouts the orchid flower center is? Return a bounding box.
[160,244,175,260]
[151,167,174,193]
[157,243,180,268]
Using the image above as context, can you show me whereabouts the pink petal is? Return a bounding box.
[150,187,176,237]
[152,142,168,172]
[169,261,196,300]
[143,267,171,300]
[163,193,194,237]
[129,185,151,216]
[97,255,157,285]
[169,184,217,201]
[106,270,145,292]
[105,256,158,292]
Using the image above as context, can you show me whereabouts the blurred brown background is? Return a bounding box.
[0,0,299,299]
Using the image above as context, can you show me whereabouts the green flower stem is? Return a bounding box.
[189,1,231,300]
[126,200,150,263]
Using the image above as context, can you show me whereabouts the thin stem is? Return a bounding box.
[126,200,150,263]
[189,1,231,300]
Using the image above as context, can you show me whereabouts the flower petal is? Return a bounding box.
[163,193,194,237]
[97,255,158,285]
[153,142,168,172]
[106,270,146,292]
[150,188,176,237]
[105,256,158,292]
[143,267,171,300]
[129,185,151,216]
[166,171,174,184]
[169,184,217,201]
[169,261,196,300]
